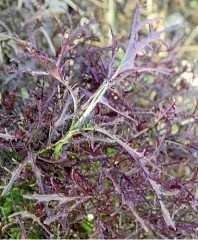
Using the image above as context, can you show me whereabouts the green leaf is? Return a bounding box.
[190,0,198,8]
[25,163,32,170]
[1,201,13,215]
[145,193,154,200]
[106,147,117,157]
[54,143,64,160]
[80,222,93,233]
[81,162,88,170]
[139,204,150,212]
[105,179,112,188]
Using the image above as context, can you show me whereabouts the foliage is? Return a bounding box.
[0,3,198,239]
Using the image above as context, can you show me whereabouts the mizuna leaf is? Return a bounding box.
[100,96,138,125]
[43,196,92,225]
[23,193,92,203]
[149,179,179,197]
[127,202,149,232]
[95,127,151,177]
[112,4,175,80]
[104,169,149,232]
[27,152,44,193]
[1,160,27,196]
[149,179,176,230]
[0,132,19,140]
[136,67,172,75]
[96,128,177,231]
[8,211,53,237]
[159,200,176,231]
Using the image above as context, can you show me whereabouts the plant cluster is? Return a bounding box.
[0,4,198,239]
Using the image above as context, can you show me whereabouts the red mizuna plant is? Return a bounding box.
[0,4,198,239]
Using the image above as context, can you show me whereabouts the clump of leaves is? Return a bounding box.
[0,4,198,239]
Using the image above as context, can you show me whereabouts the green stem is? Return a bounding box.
[71,79,108,130]
[37,79,109,156]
